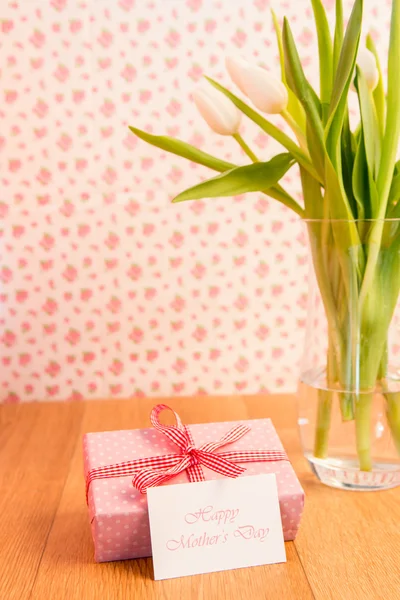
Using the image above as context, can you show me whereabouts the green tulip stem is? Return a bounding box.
[281,109,309,153]
[314,388,333,458]
[355,393,373,471]
[233,133,305,216]
[233,133,259,163]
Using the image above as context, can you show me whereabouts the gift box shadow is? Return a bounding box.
[25,506,154,582]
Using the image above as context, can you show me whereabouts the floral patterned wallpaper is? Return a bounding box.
[0,0,391,402]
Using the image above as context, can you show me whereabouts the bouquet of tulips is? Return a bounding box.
[131,0,400,472]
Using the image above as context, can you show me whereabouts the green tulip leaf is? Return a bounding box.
[325,0,363,170]
[271,9,306,131]
[341,109,357,216]
[129,127,235,173]
[300,166,323,219]
[310,0,333,117]
[271,9,287,85]
[377,0,400,215]
[282,19,321,115]
[352,132,368,220]
[172,154,295,203]
[326,0,363,138]
[325,157,364,280]
[388,171,400,206]
[282,18,325,180]
[333,0,344,75]
[129,125,304,216]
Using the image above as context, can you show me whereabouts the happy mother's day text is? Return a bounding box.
[166,505,269,551]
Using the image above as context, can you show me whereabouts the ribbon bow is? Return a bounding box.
[86,404,288,501]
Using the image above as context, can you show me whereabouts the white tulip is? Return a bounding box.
[225,56,251,95]
[241,65,288,114]
[352,47,379,91]
[192,83,241,136]
[226,57,288,114]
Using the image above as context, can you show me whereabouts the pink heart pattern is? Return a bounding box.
[0,1,390,402]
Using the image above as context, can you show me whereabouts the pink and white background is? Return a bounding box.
[0,0,391,403]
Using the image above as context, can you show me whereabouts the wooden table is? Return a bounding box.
[1,395,400,600]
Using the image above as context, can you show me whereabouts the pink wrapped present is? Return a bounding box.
[83,405,304,563]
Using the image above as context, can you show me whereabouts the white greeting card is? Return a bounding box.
[147,473,286,580]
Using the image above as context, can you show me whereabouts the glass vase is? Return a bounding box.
[298,219,400,490]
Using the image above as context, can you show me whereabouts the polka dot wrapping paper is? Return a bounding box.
[83,418,304,563]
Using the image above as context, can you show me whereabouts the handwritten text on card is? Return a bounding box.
[166,506,269,550]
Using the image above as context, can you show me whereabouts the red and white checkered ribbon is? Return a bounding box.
[85,404,288,501]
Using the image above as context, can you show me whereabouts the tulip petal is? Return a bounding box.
[225,56,249,94]
[193,84,241,135]
[366,34,385,140]
[357,48,379,91]
[239,65,288,114]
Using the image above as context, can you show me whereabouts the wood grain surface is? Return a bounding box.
[1,395,399,600]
